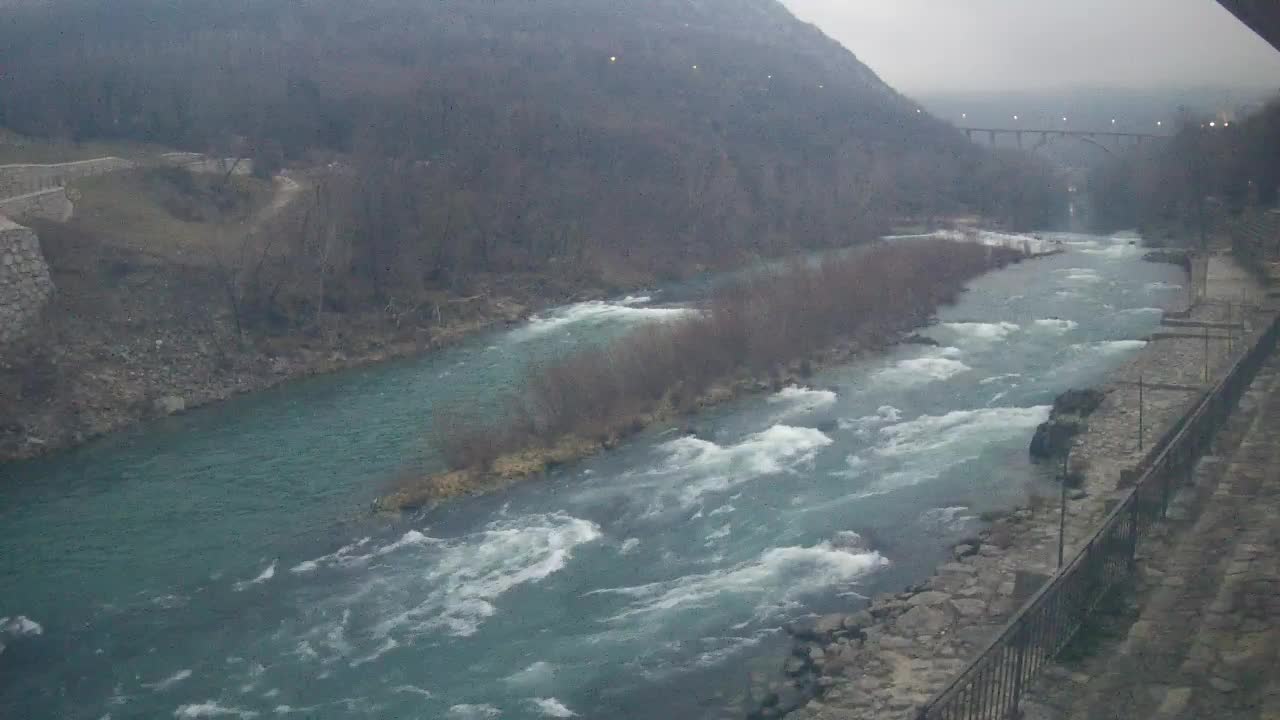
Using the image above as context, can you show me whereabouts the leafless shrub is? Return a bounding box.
[435,239,1022,469]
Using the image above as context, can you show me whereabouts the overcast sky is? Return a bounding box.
[781,0,1280,94]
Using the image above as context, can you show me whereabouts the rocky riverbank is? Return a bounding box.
[743,255,1270,720]
[0,280,592,464]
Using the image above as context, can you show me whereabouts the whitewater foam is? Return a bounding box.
[705,525,732,543]
[530,698,578,717]
[1080,243,1141,258]
[847,406,1051,498]
[510,300,694,341]
[1033,318,1078,333]
[1073,340,1148,355]
[1057,268,1103,284]
[505,661,557,687]
[143,669,192,692]
[978,373,1022,385]
[593,541,887,623]
[919,506,975,533]
[349,637,398,667]
[391,685,433,697]
[1,615,43,637]
[838,405,903,434]
[290,538,372,574]
[369,514,602,638]
[874,357,971,385]
[941,321,1020,342]
[767,385,837,415]
[233,560,277,591]
[173,701,259,719]
[877,406,1051,459]
[653,425,832,507]
[447,705,502,719]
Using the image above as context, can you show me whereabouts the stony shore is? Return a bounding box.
[739,255,1271,720]
[0,289,566,464]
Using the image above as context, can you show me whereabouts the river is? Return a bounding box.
[0,233,1185,720]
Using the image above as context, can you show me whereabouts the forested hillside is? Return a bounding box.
[1089,99,1280,237]
[0,0,1061,292]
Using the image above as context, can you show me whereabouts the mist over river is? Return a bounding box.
[0,233,1184,720]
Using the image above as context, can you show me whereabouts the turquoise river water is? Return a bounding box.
[0,233,1184,720]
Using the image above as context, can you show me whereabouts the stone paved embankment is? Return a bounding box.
[764,254,1272,720]
[1021,354,1280,720]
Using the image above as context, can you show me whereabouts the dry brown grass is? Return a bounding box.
[68,169,274,265]
[432,238,1024,475]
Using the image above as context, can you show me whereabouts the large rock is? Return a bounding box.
[905,591,950,607]
[1030,387,1105,461]
[1029,417,1082,460]
[895,604,951,635]
[1052,388,1105,417]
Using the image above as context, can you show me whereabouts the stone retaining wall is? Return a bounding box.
[0,215,53,344]
[0,157,136,198]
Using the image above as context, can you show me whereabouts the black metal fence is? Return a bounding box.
[916,311,1280,720]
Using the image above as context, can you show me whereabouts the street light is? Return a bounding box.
[1013,115,1019,121]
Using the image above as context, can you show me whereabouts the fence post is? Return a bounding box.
[1128,496,1140,571]
[1161,458,1172,519]
[1138,375,1144,453]
[1010,624,1028,719]
[1059,450,1069,569]
[1204,325,1210,384]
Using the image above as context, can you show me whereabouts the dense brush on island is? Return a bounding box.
[380,239,1025,510]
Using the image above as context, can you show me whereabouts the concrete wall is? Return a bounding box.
[0,157,136,198]
[0,215,53,345]
[0,188,73,223]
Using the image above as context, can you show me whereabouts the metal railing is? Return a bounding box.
[916,311,1280,720]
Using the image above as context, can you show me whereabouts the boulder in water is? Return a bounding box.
[1029,417,1082,460]
[1051,388,1105,418]
[1030,387,1105,463]
[902,333,940,347]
